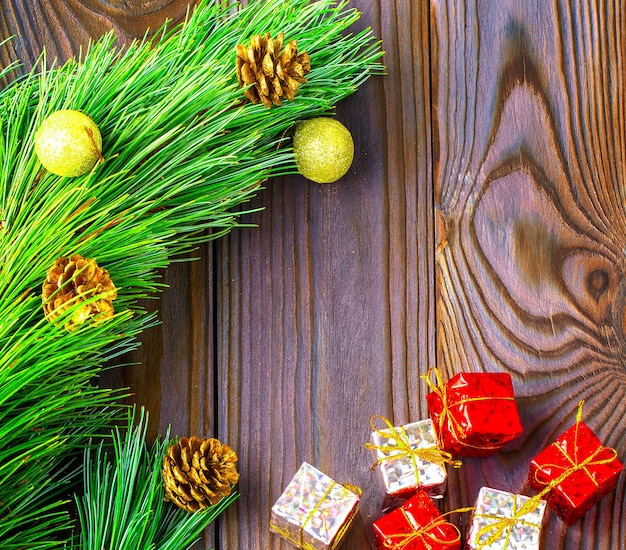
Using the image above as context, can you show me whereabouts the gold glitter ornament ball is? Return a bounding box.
[293,117,354,184]
[34,110,103,177]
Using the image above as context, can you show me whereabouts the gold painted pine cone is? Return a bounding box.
[41,254,117,330]
[236,32,311,107]
[162,436,239,512]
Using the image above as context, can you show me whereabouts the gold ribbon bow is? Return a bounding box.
[270,480,360,550]
[383,506,474,550]
[475,401,619,549]
[532,400,619,499]
[366,415,462,486]
[421,368,516,452]
[473,494,543,549]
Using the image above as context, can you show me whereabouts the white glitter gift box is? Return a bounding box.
[269,462,360,550]
[366,415,460,498]
[466,487,546,550]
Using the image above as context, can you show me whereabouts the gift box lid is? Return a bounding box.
[369,417,449,495]
[425,371,523,451]
[530,420,623,488]
[373,489,461,550]
[467,486,546,550]
[270,462,360,547]
[528,419,623,525]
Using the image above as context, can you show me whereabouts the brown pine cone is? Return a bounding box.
[41,254,117,330]
[236,32,311,107]
[162,436,239,512]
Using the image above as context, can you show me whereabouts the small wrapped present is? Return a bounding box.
[269,462,360,549]
[424,369,523,457]
[372,489,462,549]
[527,402,623,526]
[366,415,461,499]
[466,486,546,550]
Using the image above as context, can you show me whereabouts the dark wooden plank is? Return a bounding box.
[215,1,433,547]
[0,0,190,76]
[6,0,624,548]
[107,248,216,444]
[432,0,625,547]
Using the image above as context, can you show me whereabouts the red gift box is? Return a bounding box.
[527,412,623,526]
[372,490,461,550]
[424,370,523,457]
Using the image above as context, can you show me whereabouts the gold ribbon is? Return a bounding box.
[421,368,516,452]
[366,415,462,486]
[270,521,318,550]
[382,506,474,550]
[474,401,619,549]
[473,492,545,549]
[342,483,363,498]
[327,498,360,550]
[531,400,619,502]
[270,480,360,550]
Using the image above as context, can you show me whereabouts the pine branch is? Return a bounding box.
[0,0,383,545]
[72,407,239,550]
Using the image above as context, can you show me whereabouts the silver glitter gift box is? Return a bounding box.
[269,462,360,550]
[368,417,449,498]
[466,487,546,550]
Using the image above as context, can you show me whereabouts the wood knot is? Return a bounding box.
[586,269,609,303]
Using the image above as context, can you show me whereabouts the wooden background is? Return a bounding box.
[2,0,624,548]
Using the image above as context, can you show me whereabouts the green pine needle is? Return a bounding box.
[72,407,239,550]
[0,0,383,545]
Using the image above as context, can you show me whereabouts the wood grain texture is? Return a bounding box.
[4,0,625,548]
[215,2,432,547]
[0,0,190,76]
[432,0,625,547]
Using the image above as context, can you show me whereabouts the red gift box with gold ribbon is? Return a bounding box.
[527,407,623,526]
[372,490,461,550]
[424,370,523,457]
